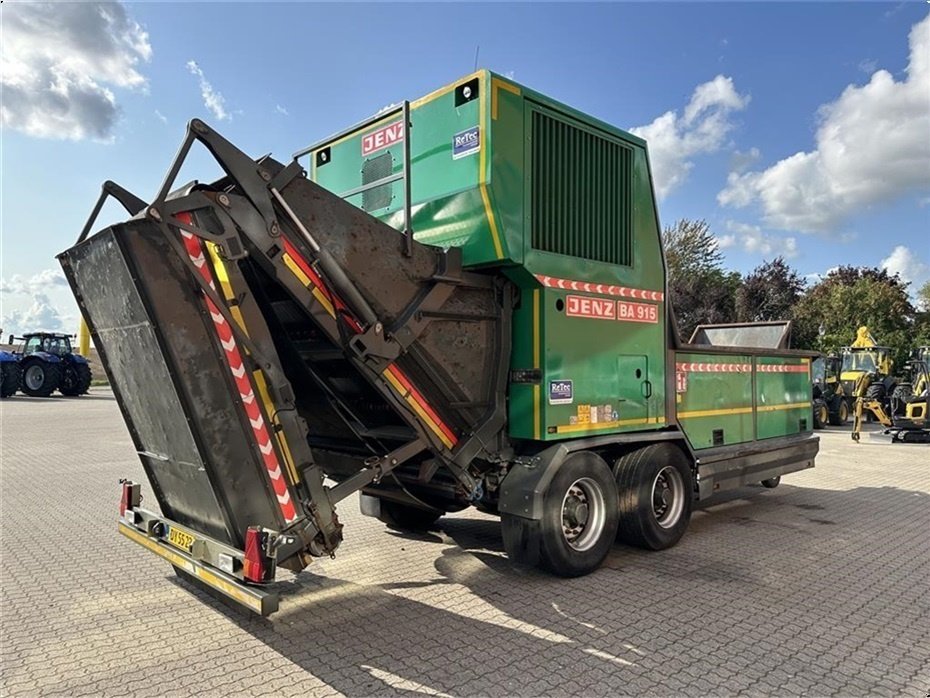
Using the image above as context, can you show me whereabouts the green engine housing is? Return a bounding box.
[307,71,800,446]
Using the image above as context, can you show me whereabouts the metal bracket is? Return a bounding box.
[327,439,428,504]
[77,180,148,243]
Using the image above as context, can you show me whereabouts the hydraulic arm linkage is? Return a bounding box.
[78,119,514,561]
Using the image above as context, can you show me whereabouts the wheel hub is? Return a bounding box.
[24,365,44,391]
[651,466,685,529]
[560,478,606,552]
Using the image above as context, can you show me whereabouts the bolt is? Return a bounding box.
[148,207,161,221]
[192,120,207,133]
[270,222,280,236]
[375,322,383,335]
[259,169,271,182]
[217,193,230,207]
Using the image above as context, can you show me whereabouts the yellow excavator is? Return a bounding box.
[840,326,897,414]
[852,356,930,443]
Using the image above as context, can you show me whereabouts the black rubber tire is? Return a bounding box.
[19,359,61,397]
[614,443,693,551]
[761,476,781,488]
[501,451,619,577]
[864,383,885,401]
[812,399,828,429]
[59,361,92,396]
[1,362,21,398]
[377,500,441,531]
[828,398,849,426]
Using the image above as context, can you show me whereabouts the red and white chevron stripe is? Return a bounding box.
[676,362,751,373]
[177,218,297,524]
[757,363,809,373]
[676,362,807,374]
[535,274,664,302]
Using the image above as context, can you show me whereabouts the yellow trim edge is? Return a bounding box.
[532,290,541,440]
[491,77,521,120]
[118,523,267,615]
[757,401,810,413]
[555,416,667,434]
[679,406,754,419]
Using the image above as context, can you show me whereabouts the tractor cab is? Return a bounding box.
[22,333,74,357]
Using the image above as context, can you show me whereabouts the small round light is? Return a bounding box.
[463,86,472,99]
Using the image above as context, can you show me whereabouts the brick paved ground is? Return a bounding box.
[1,389,928,696]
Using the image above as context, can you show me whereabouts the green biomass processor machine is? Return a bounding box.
[60,71,818,615]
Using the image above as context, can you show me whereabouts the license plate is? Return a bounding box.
[168,527,195,552]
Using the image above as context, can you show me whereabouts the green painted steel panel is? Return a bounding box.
[756,358,813,439]
[675,353,754,449]
[675,354,813,450]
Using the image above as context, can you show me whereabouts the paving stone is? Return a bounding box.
[1,391,927,696]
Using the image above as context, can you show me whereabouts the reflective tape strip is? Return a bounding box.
[677,363,752,373]
[757,364,809,373]
[757,401,810,412]
[282,252,336,318]
[281,237,459,452]
[118,524,266,615]
[535,274,664,302]
[383,365,456,450]
[177,215,297,524]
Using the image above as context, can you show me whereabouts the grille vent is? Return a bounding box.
[531,108,633,266]
[361,152,393,212]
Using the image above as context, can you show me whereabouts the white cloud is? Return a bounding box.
[630,75,750,199]
[881,245,930,291]
[0,2,151,141]
[154,109,167,124]
[275,104,289,116]
[858,58,878,75]
[730,147,760,173]
[0,294,70,336]
[719,14,930,232]
[717,221,798,259]
[0,268,69,296]
[186,60,229,121]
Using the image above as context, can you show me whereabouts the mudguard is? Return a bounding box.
[26,351,61,364]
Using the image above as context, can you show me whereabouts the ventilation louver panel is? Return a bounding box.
[531,108,633,266]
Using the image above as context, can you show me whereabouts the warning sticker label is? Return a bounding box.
[452,126,480,159]
[548,380,573,405]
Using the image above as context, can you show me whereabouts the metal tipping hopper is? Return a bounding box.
[59,120,512,614]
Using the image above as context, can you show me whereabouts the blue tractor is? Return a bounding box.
[15,332,93,397]
[0,350,21,398]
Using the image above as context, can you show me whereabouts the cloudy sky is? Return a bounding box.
[1,2,928,335]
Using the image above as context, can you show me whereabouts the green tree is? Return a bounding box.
[662,219,739,341]
[793,266,916,366]
[914,280,930,346]
[736,257,804,323]
[917,280,930,311]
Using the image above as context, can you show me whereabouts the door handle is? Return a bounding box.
[642,379,653,398]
